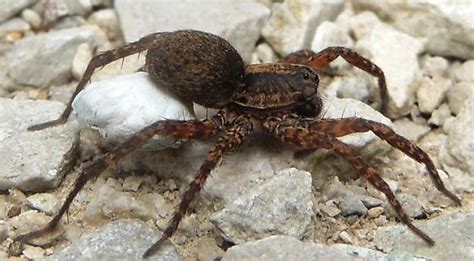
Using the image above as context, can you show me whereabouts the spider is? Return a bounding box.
[18,30,460,258]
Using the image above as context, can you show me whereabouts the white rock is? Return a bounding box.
[72,72,195,149]
[87,9,122,41]
[353,1,474,59]
[262,0,344,56]
[0,98,78,192]
[22,245,45,260]
[442,98,474,175]
[26,193,60,215]
[356,23,424,118]
[21,9,42,29]
[210,168,314,244]
[428,103,451,126]
[348,11,382,40]
[0,17,31,33]
[393,118,430,142]
[416,75,451,113]
[323,74,371,104]
[455,60,474,82]
[71,43,93,81]
[420,55,449,77]
[0,0,35,23]
[447,81,474,115]
[255,43,277,63]
[115,0,269,63]
[6,25,107,88]
[311,21,353,69]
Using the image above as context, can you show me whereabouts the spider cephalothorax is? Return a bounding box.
[20,30,461,258]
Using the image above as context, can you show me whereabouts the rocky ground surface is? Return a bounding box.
[1,0,474,260]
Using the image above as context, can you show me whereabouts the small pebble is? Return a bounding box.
[319,202,341,217]
[339,231,354,244]
[368,206,384,218]
[421,55,449,76]
[122,176,143,192]
[374,215,387,226]
[21,9,42,29]
[455,60,474,82]
[0,220,8,241]
[6,31,22,42]
[255,43,276,63]
[26,193,59,215]
[196,237,224,261]
[23,245,45,260]
[71,43,93,81]
[339,196,368,216]
[179,214,200,237]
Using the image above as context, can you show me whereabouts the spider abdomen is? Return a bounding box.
[146,30,245,108]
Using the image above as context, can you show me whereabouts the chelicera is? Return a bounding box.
[20,30,461,258]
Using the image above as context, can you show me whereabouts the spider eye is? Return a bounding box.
[303,72,310,80]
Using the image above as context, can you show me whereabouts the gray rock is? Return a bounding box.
[210,168,314,244]
[26,193,59,215]
[0,98,78,192]
[50,219,181,260]
[356,23,424,118]
[6,25,107,88]
[71,72,195,149]
[339,195,368,216]
[384,193,423,218]
[442,98,474,175]
[222,235,386,260]
[0,0,35,23]
[262,0,344,56]
[195,237,225,261]
[393,118,431,141]
[71,42,93,81]
[375,212,474,260]
[353,1,474,59]
[115,0,269,62]
[447,81,474,115]
[0,17,31,33]
[22,245,45,260]
[455,60,474,82]
[318,201,341,217]
[416,75,451,114]
[324,74,371,104]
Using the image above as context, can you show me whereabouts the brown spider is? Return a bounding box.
[19,30,460,258]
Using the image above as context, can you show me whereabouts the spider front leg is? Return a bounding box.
[15,114,225,243]
[263,117,436,246]
[297,117,461,206]
[27,32,165,131]
[279,47,388,114]
[143,115,254,258]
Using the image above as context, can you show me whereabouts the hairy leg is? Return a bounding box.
[28,33,165,131]
[143,115,254,258]
[263,117,437,245]
[287,116,461,206]
[279,47,388,114]
[15,113,226,242]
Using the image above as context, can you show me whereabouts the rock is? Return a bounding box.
[0,18,31,33]
[0,220,7,242]
[339,195,368,216]
[21,9,42,30]
[71,42,93,81]
[0,0,35,23]
[262,0,344,56]
[122,175,143,192]
[393,118,431,141]
[428,103,452,126]
[196,237,225,261]
[339,231,353,244]
[416,75,451,114]
[222,235,387,260]
[348,11,382,40]
[115,0,269,62]
[318,201,341,217]
[420,55,449,77]
[0,98,78,192]
[87,9,122,41]
[210,168,314,244]
[368,206,384,218]
[375,212,474,260]
[255,43,277,63]
[319,96,393,147]
[26,193,59,215]
[384,193,423,218]
[71,72,195,149]
[51,219,181,260]
[22,245,45,260]
[455,60,474,82]
[323,74,371,104]
[442,98,474,175]
[6,25,107,88]
[7,210,64,246]
[312,21,354,52]
[356,23,424,118]
[353,1,474,59]
[447,81,474,115]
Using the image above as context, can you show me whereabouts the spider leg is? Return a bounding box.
[294,117,461,206]
[143,115,253,258]
[263,116,435,246]
[279,47,388,114]
[15,114,225,243]
[27,32,165,131]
